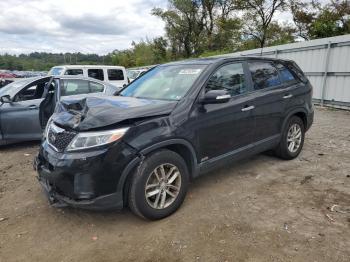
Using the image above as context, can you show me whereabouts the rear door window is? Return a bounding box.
[108,69,124,80]
[64,69,83,76]
[248,62,281,90]
[88,69,104,81]
[61,79,105,96]
[61,79,90,96]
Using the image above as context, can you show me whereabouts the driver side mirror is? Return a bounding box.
[0,95,12,104]
[200,90,231,104]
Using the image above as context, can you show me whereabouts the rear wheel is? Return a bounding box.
[275,116,305,160]
[128,150,189,220]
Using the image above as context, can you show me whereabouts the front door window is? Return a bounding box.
[206,63,246,96]
[13,80,47,102]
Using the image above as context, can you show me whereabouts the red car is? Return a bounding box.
[0,72,17,78]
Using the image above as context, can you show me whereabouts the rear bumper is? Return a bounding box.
[306,109,314,131]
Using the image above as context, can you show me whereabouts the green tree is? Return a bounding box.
[132,40,155,66]
[152,0,205,58]
[266,22,296,46]
[214,17,242,51]
[290,0,350,40]
[310,1,350,38]
[289,0,317,40]
[152,37,168,63]
[310,8,340,38]
[235,0,288,49]
[152,0,244,57]
[110,50,135,68]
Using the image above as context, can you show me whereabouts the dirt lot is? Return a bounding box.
[0,107,349,262]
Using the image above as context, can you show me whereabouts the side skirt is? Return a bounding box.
[197,134,281,176]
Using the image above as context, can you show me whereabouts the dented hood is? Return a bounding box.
[51,96,178,131]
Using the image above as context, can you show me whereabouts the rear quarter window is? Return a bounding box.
[286,62,308,83]
[108,69,124,80]
[275,63,296,83]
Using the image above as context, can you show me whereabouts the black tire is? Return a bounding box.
[128,149,189,220]
[274,116,305,160]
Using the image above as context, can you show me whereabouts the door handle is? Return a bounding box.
[241,105,255,112]
[283,94,293,99]
[28,105,38,109]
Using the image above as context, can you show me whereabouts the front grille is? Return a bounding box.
[47,123,76,152]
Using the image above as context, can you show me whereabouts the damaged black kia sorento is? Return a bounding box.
[35,57,314,220]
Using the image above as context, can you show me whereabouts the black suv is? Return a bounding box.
[35,57,314,220]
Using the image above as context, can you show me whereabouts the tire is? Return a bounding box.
[274,116,305,160]
[128,149,189,220]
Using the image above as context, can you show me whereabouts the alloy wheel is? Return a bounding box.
[287,123,302,153]
[145,163,181,209]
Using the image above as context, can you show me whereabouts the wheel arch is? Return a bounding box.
[140,139,199,179]
[282,108,308,133]
[117,139,199,205]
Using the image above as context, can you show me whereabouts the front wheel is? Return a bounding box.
[128,150,189,220]
[274,116,305,160]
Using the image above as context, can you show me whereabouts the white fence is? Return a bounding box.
[217,34,350,109]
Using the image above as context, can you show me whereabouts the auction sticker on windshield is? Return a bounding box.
[178,69,202,75]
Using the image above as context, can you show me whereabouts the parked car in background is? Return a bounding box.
[0,72,17,78]
[0,76,119,145]
[0,70,47,80]
[127,69,148,82]
[12,70,47,78]
[35,57,314,220]
[48,65,128,88]
[0,78,14,88]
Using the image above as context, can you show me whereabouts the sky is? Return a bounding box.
[0,0,327,55]
[0,0,167,55]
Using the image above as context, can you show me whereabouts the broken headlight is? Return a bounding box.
[66,127,129,151]
[43,117,53,140]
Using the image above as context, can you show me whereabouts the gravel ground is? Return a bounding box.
[0,106,349,262]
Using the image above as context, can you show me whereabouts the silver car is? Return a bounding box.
[0,76,120,145]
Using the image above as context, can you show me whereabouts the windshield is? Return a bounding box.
[49,67,63,76]
[121,65,206,101]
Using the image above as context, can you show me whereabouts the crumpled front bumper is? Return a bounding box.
[34,155,124,210]
[36,169,123,212]
[34,140,137,211]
